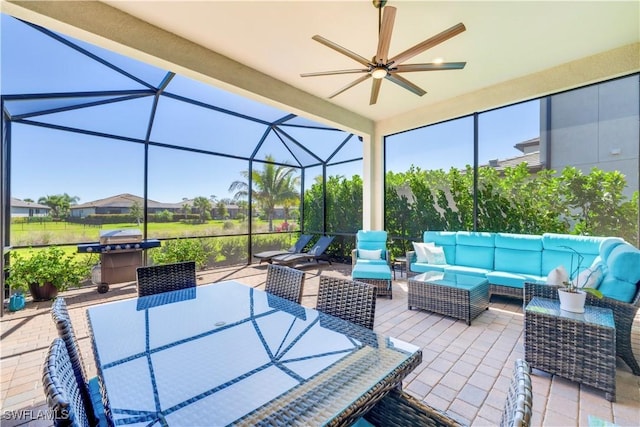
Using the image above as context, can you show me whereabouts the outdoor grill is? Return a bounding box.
[77,229,161,289]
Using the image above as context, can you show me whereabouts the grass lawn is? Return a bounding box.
[10,219,297,246]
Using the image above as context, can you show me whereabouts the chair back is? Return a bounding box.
[136,261,196,297]
[308,235,335,256]
[42,338,92,427]
[289,234,313,253]
[50,298,95,423]
[265,264,305,304]
[356,230,388,260]
[500,359,533,427]
[316,275,376,329]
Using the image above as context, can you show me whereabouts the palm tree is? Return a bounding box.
[229,155,300,231]
[192,196,212,223]
[37,193,79,219]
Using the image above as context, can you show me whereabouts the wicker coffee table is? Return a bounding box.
[407,271,490,325]
[525,297,616,402]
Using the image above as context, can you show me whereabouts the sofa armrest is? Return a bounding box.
[351,249,357,268]
[406,251,417,277]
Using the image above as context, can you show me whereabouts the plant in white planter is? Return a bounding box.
[557,245,603,313]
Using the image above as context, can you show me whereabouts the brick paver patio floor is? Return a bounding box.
[1,263,639,426]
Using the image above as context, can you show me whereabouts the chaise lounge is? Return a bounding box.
[253,234,314,264]
[271,235,335,266]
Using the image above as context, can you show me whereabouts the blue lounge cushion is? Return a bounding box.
[598,244,640,302]
[410,262,446,273]
[486,271,546,289]
[495,233,543,251]
[444,265,491,277]
[355,259,388,266]
[494,247,542,276]
[352,263,392,280]
[357,230,388,252]
[455,245,494,270]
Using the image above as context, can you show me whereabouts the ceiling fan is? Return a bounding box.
[301,0,467,105]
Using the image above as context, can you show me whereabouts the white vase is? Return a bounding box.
[558,289,587,313]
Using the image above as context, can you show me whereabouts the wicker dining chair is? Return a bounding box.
[50,298,106,427]
[136,261,197,297]
[42,338,93,427]
[316,275,377,330]
[265,264,305,304]
[362,359,532,427]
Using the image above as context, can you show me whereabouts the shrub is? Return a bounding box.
[149,238,212,270]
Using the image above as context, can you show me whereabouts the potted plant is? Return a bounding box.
[5,246,91,301]
[558,278,603,313]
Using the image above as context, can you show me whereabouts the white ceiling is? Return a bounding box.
[98,0,640,122]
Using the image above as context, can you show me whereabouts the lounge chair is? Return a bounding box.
[253,234,314,264]
[271,235,335,265]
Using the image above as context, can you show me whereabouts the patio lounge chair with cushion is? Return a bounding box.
[316,275,377,330]
[264,264,305,303]
[50,298,106,426]
[136,261,197,297]
[253,234,314,264]
[271,235,335,266]
[362,359,532,427]
[351,230,393,299]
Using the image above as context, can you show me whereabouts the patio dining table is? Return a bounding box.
[86,280,422,426]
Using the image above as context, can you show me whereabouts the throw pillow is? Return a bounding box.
[424,245,447,265]
[412,242,435,263]
[359,249,382,260]
[547,265,568,286]
[572,265,604,289]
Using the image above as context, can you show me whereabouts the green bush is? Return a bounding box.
[149,238,212,270]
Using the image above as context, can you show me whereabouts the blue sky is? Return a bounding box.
[3,13,538,205]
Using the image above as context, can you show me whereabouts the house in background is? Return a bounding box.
[10,198,50,217]
[70,193,183,218]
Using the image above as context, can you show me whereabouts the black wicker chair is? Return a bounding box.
[316,275,377,330]
[136,261,197,297]
[265,264,305,304]
[42,338,93,427]
[363,359,532,427]
[50,298,106,427]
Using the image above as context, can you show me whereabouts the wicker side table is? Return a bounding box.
[408,271,489,325]
[525,297,616,401]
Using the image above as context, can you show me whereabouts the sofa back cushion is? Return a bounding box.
[357,230,387,259]
[455,232,495,270]
[423,231,457,264]
[541,233,604,276]
[598,244,640,302]
[494,233,543,275]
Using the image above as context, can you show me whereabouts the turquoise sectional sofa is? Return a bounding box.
[406,231,640,304]
[407,230,640,375]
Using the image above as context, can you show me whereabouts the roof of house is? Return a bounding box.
[10,198,50,209]
[71,193,178,210]
[514,137,541,152]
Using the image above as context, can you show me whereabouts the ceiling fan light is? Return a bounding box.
[371,67,388,79]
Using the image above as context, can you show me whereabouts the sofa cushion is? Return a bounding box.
[352,263,392,280]
[410,262,447,273]
[444,265,491,278]
[359,249,382,260]
[486,271,546,289]
[547,265,569,286]
[412,242,435,263]
[495,248,542,276]
[573,264,604,289]
[357,230,388,252]
[495,233,543,251]
[598,244,640,302]
[423,231,457,264]
[356,259,388,266]
[541,233,604,276]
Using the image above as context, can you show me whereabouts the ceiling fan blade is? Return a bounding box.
[388,23,466,65]
[370,78,383,105]
[312,35,372,67]
[301,69,369,77]
[393,62,466,72]
[375,6,396,64]
[328,74,371,99]
[386,74,426,97]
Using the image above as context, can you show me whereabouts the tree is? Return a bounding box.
[228,155,300,231]
[216,200,228,219]
[129,201,142,225]
[37,193,79,219]
[192,196,212,223]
